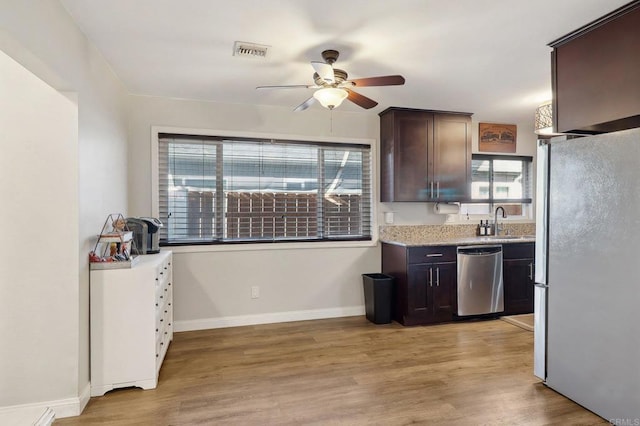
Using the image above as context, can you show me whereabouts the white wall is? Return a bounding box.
[0,48,78,407]
[0,0,128,418]
[127,96,382,328]
[127,95,538,329]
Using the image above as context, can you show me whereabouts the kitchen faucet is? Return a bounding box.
[494,206,507,236]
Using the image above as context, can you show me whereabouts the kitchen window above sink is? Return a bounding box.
[460,154,533,219]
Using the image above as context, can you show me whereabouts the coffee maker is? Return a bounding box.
[126,217,163,254]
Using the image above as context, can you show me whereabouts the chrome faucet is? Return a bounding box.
[494,206,507,236]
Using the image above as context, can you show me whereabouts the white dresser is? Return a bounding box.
[90,251,173,397]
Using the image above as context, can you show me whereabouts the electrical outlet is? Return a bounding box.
[384,211,394,224]
[251,286,260,299]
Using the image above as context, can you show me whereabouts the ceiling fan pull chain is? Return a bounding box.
[330,109,334,134]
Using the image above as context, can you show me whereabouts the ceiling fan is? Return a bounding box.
[256,49,405,111]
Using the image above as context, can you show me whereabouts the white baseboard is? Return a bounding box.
[175,305,365,332]
[79,382,91,414]
[0,383,90,423]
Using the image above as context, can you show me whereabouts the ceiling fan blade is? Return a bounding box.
[294,96,316,112]
[256,84,315,90]
[349,75,405,87]
[311,61,334,84]
[346,89,378,109]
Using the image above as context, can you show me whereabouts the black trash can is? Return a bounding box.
[362,273,394,324]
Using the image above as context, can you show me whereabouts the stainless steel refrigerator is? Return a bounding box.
[534,127,640,420]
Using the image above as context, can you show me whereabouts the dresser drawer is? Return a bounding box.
[407,245,457,264]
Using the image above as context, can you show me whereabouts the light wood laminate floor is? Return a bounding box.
[58,317,605,425]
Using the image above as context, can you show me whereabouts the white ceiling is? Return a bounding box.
[59,0,629,127]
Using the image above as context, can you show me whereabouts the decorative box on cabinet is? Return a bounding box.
[90,251,173,396]
[379,107,472,202]
[382,243,456,326]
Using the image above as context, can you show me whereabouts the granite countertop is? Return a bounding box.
[379,224,536,247]
[380,234,536,247]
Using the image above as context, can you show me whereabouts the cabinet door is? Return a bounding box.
[431,262,455,322]
[407,262,455,324]
[394,112,433,201]
[407,264,432,323]
[433,113,471,201]
[552,5,640,133]
[503,259,534,315]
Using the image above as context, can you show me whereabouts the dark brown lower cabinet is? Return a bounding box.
[406,262,455,325]
[503,243,535,315]
[382,242,535,326]
[382,243,456,326]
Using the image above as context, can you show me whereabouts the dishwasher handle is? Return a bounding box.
[457,245,502,256]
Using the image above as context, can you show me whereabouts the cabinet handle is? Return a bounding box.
[430,181,434,199]
[436,267,440,287]
[426,253,443,257]
[528,263,534,280]
[436,182,440,198]
[429,268,433,287]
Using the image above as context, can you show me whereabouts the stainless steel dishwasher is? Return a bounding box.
[457,245,503,316]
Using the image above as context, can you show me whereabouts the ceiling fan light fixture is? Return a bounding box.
[313,88,348,109]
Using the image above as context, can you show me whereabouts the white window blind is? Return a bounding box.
[158,134,372,244]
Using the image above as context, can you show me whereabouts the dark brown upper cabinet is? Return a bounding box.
[550,1,640,134]
[379,107,472,202]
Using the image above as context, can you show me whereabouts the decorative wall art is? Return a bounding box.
[479,123,517,153]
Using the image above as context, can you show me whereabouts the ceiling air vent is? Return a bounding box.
[233,41,270,59]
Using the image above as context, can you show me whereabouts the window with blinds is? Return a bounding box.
[158,134,372,244]
[460,154,533,217]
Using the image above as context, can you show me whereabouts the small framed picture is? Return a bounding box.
[479,123,517,153]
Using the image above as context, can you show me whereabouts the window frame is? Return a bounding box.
[466,154,533,204]
[151,126,377,252]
